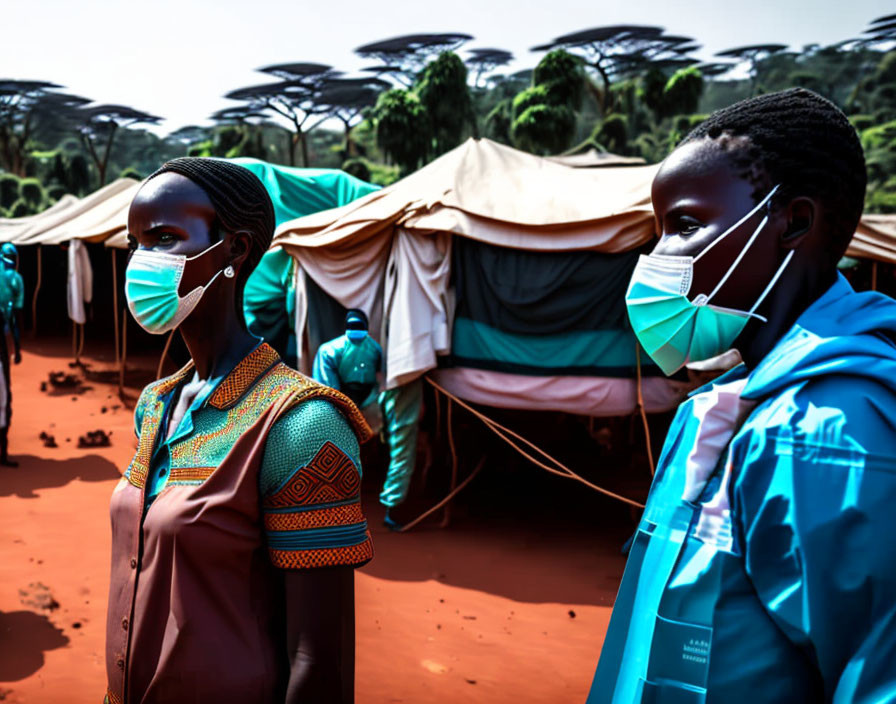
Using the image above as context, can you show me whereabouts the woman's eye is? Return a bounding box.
[157,233,177,246]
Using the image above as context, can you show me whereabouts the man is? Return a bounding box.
[312,309,382,407]
[589,89,896,702]
[0,242,23,467]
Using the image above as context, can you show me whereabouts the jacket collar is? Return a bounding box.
[153,342,281,410]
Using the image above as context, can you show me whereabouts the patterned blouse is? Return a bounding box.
[105,343,373,704]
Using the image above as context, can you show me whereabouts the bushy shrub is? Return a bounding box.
[47,184,67,202]
[20,178,45,207]
[341,158,371,183]
[119,167,144,181]
[9,199,31,218]
[511,104,577,155]
[0,174,20,210]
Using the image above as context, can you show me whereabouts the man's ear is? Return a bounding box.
[781,196,818,249]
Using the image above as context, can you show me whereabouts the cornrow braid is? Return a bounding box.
[682,88,866,267]
[147,157,275,318]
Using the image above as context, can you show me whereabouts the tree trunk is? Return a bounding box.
[99,123,119,186]
[344,120,354,158]
[299,131,309,168]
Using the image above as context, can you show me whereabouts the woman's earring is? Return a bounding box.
[224,265,235,279]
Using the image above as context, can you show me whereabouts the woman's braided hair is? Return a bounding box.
[147,157,275,315]
[682,88,866,264]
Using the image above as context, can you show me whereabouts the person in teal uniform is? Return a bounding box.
[0,242,23,466]
[588,89,896,702]
[312,309,383,407]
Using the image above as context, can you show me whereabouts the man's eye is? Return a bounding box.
[157,233,177,245]
[678,218,703,236]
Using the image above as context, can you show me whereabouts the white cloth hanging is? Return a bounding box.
[67,239,93,324]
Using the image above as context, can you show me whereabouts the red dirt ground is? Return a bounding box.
[0,339,630,703]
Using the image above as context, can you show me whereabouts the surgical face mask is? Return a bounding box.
[625,185,792,376]
[346,329,368,342]
[125,240,227,334]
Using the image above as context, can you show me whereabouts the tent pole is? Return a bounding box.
[872,260,879,291]
[119,306,127,400]
[439,398,458,529]
[111,249,120,370]
[156,330,175,380]
[31,245,42,337]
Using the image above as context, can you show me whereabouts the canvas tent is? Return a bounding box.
[0,160,378,385]
[274,137,693,418]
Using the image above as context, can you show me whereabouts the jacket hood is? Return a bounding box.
[742,273,896,400]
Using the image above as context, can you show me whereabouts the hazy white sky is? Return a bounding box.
[2,0,892,134]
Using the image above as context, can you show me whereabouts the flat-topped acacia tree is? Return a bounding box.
[531,25,700,112]
[77,104,161,186]
[0,80,90,176]
[225,63,339,167]
[355,33,473,86]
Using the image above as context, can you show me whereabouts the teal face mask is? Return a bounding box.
[626,186,792,376]
[125,240,226,334]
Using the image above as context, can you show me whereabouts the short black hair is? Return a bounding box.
[345,308,369,330]
[147,157,275,317]
[682,88,866,265]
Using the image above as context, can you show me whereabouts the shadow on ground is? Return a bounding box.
[0,610,69,682]
[0,455,120,499]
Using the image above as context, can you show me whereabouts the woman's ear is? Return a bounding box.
[781,196,817,249]
[226,231,253,270]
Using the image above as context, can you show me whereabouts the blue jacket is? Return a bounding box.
[589,274,896,703]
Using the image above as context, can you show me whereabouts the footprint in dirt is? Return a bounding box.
[18,582,60,612]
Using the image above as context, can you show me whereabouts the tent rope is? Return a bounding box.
[635,342,656,476]
[438,398,459,528]
[398,457,486,533]
[424,376,645,509]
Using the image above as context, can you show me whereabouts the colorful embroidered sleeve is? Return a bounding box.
[260,398,373,569]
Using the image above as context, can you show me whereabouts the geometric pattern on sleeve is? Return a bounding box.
[262,441,373,570]
[264,441,362,508]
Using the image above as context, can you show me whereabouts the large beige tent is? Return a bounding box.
[273,138,688,416]
[0,178,138,248]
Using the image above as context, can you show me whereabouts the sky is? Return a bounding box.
[2,0,892,135]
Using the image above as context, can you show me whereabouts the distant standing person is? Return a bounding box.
[312,309,383,406]
[0,243,23,467]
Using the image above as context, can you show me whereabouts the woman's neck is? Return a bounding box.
[178,306,258,381]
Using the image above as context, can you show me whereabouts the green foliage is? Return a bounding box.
[510,50,583,155]
[532,50,584,108]
[511,104,577,156]
[119,167,144,181]
[640,68,669,120]
[0,174,21,210]
[8,199,31,218]
[484,99,513,144]
[664,67,704,117]
[19,178,45,206]
[592,113,629,154]
[416,52,476,155]
[341,157,371,182]
[46,184,67,202]
[370,89,431,174]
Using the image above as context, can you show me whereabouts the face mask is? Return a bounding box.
[126,240,227,334]
[625,185,792,376]
[346,329,368,342]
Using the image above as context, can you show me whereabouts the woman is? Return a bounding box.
[105,158,373,704]
[588,89,896,702]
